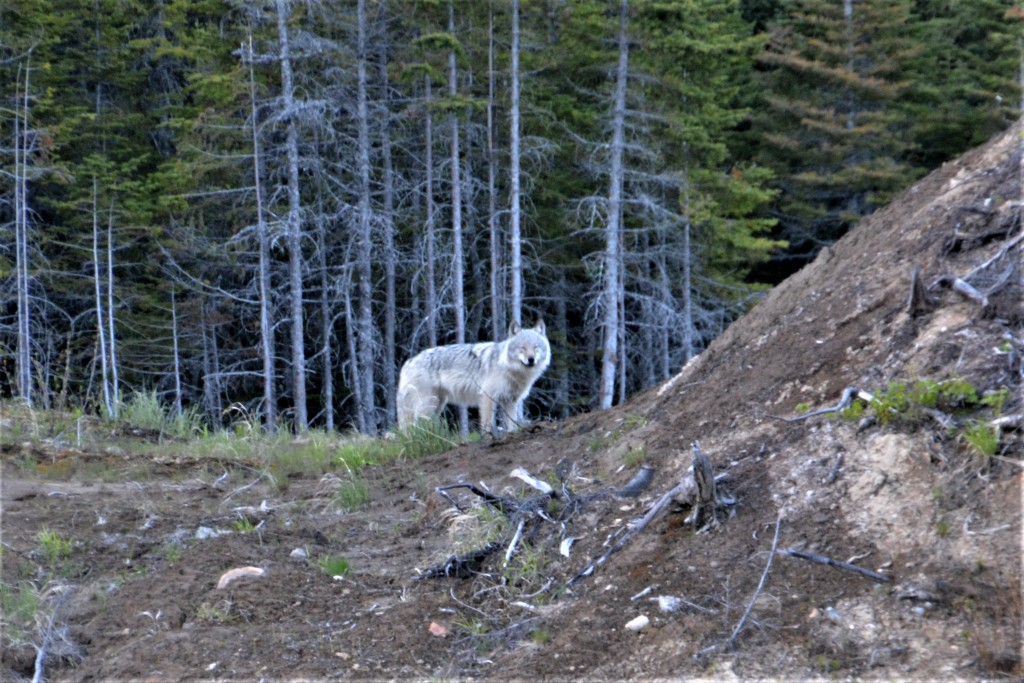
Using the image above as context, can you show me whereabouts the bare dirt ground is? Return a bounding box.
[3,122,1022,682]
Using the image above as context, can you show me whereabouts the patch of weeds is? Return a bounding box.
[113,566,148,587]
[530,627,551,644]
[848,379,1010,457]
[588,414,647,453]
[980,388,1010,415]
[231,517,258,534]
[453,612,489,637]
[75,458,123,482]
[255,462,284,494]
[813,654,842,673]
[285,431,337,473]
[868,378,981,425]
[961,572,1022,678]
[962,421,1000,458]
[166,404,204,439]
[37,528,72,571]
[839,398,866,421]
[391,418,461,459]
[195,600,234,624]
[623,413,647,430]
[0,581,40,642]
[869,382,913,425]
[448,505,509,556]
[623,445,646,468]
[935,516,951,538]
[223,402,262,436]
[34,458,76,481]
[335,442,375,470]
[164,543,184,563]
[317,555,350,578]
[794,402,811,414]
[503,543,548,590]
[545,496,564,517]
[117,390,167,431]
[334,476,369,511]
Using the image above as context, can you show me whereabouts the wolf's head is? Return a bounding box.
[506,320,551,371]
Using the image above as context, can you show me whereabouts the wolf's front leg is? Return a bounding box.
[502,400,522,432]
[478,394,497,435]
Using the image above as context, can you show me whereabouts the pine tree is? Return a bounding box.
[752,0,919,272]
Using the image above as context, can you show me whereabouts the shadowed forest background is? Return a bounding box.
[2,0,1021,434]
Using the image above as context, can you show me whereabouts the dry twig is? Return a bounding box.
[778,547,892,583]
[729,514,783,647]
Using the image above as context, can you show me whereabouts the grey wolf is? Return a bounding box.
[397,320,551,434]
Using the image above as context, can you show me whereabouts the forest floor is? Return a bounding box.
[2,123,1023,682]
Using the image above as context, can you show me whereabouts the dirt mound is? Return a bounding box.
[2,122,1021,682]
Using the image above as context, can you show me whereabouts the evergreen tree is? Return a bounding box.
[751,0,919,273]
[903,0,1021,168]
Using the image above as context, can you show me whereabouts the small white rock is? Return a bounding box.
[655,595,681,613]
[195,526,228,540]
[624,615,650,631]
[290,547,308,560]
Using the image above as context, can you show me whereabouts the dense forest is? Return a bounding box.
[2,0,1021,434]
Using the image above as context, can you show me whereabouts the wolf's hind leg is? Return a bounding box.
[398,386,441,428]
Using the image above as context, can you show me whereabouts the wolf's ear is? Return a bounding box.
[534,318,546,335]
[507,321,522,337]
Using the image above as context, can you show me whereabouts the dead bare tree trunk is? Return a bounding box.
[245,29,277,432]
[105,201,120,412]
[275,0,308,431]
[92,175,113,418]
[378,26,398,428]
[599,0,629,410]
[487,4,504,341]
[449,1,468,437]
[170,288,183,419]
[509,0,523,327]
[424,75,438,349]
[355,0,378,433]
[13,57,33,406]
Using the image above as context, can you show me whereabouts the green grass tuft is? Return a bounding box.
[317,555,350,577]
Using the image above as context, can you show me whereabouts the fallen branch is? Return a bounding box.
[963,229,1024,280]
[772,387,872,423]
[417,541,502,579]
[616,464,655,498]
[423,469,572,580]
[434,483,521,516]
[932,275,989,307]
[567,476,690,587]
[778,547,892,583]
[730,514,783,647]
